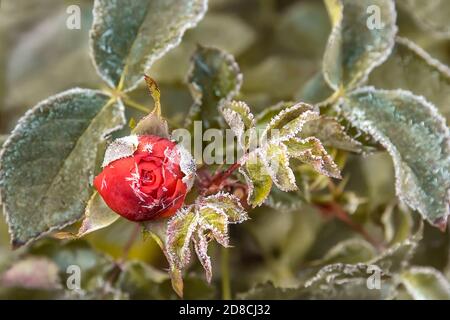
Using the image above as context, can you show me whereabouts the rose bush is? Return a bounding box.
[94,135,191,221]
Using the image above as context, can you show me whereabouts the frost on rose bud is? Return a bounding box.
[93,134,195,222]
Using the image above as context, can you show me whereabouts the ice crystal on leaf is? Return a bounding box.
[222,100,341,207]
[166,192,248,283]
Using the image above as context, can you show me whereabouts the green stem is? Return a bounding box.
[123,98,151,113]
[221,247,231,300]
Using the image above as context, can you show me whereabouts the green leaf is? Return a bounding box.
[222,101,255,152]
[283,137,341,178]
[90,0,207,91]
[166,206,199,269]
[201,192,247,223]
[223,101,255,130]
[299,117,363,153]
[341,88,450,227]
[262,102,318,141]
[0,89,125,247]
[369,37,450,121]
[254,102,295,128]
[401,267,450,300]
[186,45,242,128]
[256,102,361,152]
[166,193,247,283]
[197,205,228,247]
[261,143,297,192]
[398,0,450,38]
[240,151,273,207]
[323,0,397,90]
[303,263,395,299]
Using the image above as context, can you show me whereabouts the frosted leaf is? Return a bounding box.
[278,110,320,142]
[342,88,450,227]
[192,230,212,283]
[255,101,295,127]
[370,37,450,121]
[239,228,421,300]
[262,102,318,142]
[323,0,397,90]
[302,263,396,299]
[197,205,229,247]
[0,89,125,247]
[222,108,246,151]
[299,117,363,153]
[202,192,248,223]
[166,206,199,269]
[222,101,256,152]
[186,45,242,129]
[165,192,247,283]
[90,0,207,91]
[225,100,255,129]
[284,137,341,179]
[401,267,450,300]
[261,143,297,192]
[240,151,273,207]
[102,135,138,168]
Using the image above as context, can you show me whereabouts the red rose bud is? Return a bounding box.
[94,135,195,221]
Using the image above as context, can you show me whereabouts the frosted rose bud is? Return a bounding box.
[94,135,195,221]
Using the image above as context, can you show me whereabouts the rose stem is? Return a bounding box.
[221,246,232,300]
[202,162,241,195]
[317,202,384,251]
